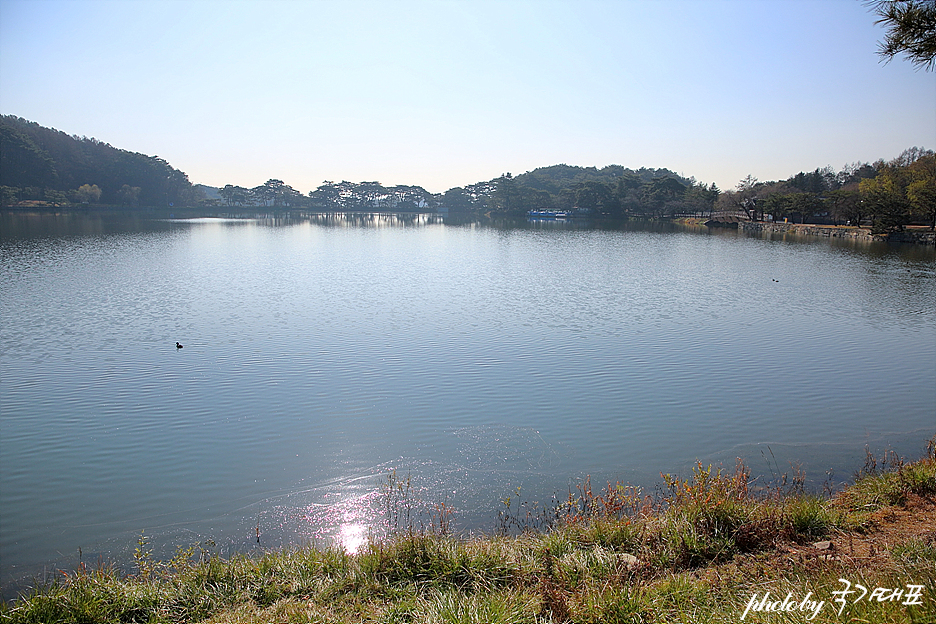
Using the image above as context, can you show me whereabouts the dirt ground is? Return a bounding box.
[773,494,936,570]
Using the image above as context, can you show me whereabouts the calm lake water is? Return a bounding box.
[1,211,934,595]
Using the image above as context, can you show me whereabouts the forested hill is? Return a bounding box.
[0,115,197,208]
[2,115,931,233]
[515,164,687,195]
[442,165,717,218]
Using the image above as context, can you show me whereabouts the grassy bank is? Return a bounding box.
[3,444,935,624]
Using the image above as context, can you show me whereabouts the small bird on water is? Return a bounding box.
[176,342,183,349]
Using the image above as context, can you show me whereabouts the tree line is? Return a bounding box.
[216,179,439,213]
[3,3,933,228]
[0,115,712,218]
[715,147,935,233]
[197,166,716,218]
[2,114,932,232]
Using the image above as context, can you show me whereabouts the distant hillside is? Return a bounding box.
[0,115,723,219]
[195,184,222,201]
[0,115,198,208]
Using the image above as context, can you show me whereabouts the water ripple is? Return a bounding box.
[2,216,934,594]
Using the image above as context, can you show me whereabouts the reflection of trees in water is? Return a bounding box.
[304,212,444,228]
[176,212,447,229]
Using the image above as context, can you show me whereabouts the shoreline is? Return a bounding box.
[736,221,936,245]
[5,208,935,246]
[4,445,934,623]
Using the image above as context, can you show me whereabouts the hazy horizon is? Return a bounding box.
[1,0,933,195]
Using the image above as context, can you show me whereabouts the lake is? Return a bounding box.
[1,211,934,596]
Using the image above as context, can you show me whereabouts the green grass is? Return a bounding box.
[835,450,936,525]
[3,444,935,624]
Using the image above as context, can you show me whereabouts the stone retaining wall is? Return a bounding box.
[736,222,935,245]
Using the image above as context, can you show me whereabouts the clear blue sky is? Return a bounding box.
[1,0,933,194]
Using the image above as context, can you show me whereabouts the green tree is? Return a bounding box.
[684,182,720,215]
[0,186,19,207]
[0,122,57,189]
[309,181,341,211]
[613,172,644,216]
[73,183,102,203]
[906,153,936,229]
[356,181,387,210]
[789,192,823,224]
[866,0,936,71]
[521,187,553,213]
[116,184,140,207]
[252,180,279,206]
[573,180,614,215]
[860,167,911,233]
[643,176,687,218]
[493,173,518,213]
[44,189,68,206]
[789,167,835,193]
[219,184,240,206]
[258,179,302,207]
[388,185,428,211]
[857,149,935,232]
[442,187,475,214]
[827,189,865,226]
[762,192,796,223]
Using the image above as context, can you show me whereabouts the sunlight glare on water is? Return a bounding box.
[338,521,368,555]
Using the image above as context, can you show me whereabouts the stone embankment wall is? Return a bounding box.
[736,222,936,245]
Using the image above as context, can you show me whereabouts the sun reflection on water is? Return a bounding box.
[336,520,368,555]
[300,487,384,555]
